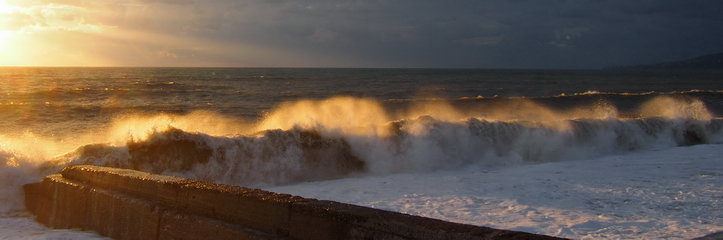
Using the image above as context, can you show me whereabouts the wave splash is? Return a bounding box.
[1,96,722,212]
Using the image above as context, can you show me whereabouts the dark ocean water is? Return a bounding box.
[1,67,721,136]
[1,68,722,211]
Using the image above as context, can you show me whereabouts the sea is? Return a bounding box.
[0,67,722,238]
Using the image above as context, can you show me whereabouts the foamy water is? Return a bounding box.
[2,96,721,210]
[267,144,723,239]
[1,68,722,239]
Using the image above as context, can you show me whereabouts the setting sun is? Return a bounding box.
[0,1,722,240]
[0,0,243,66]
[0,0,22,65]
[0,1,12,13]
[0,0,114,66]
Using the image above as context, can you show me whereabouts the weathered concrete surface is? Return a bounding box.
[24,165,567,240]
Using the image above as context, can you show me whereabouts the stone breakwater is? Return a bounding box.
[23,165,565,240]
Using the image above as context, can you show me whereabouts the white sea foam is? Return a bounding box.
[0,216,108,240]
[0,96,722,239]
[266,144,723,240]
[2,97,722,207]
[50,115,722,188]
[3,144,720,239]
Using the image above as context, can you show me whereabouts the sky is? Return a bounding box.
[0,0,722,68]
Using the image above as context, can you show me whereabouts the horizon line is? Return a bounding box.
[0,65,607,71]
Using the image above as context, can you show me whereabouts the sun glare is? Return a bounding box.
[0,30,9,42]
[0,0,13,14]
[0,0,75,66]
[0,0,15,51]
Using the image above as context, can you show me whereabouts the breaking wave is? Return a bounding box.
[552,89,722,97]
[2,96,723,212]
[60,115,722,185]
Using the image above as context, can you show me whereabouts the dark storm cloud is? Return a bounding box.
[37,0,723,68]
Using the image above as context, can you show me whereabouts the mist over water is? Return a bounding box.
[1,67,722,213]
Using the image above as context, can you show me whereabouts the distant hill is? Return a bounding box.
[612,52,723,69]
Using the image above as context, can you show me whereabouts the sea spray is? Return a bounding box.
[62,128,365,186]
[63,114,723,187]
[1,96,722,214]
[0,140,58,213]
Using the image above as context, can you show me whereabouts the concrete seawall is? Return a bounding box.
[24,165,566,240]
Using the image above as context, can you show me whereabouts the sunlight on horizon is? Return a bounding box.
[0,0,12,13]
[0,0,300,67]
[0,0,196,67]
[0,0,19,65]
[0,0,109,66]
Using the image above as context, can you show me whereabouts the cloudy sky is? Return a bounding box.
[1,0,722,68]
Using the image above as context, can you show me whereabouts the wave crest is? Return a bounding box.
[56,116,723,188]
[1,95,721,213]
